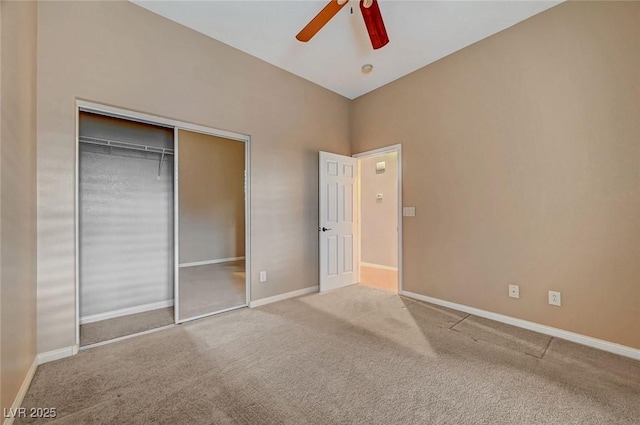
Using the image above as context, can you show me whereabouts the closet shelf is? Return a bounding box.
[79,136,174,155]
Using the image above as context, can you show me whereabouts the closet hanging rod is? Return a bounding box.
[79,136,174,155]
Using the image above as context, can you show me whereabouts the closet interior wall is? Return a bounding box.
[78,112,174,325]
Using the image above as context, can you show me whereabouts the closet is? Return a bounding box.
[77,107,249,347]
[78,112,175,346]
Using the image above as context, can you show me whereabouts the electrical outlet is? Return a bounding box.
[259,271,267,283]
[508,284,520,299]
[548,290,561,306]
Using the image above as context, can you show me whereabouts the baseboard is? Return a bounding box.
[249,285,318,308]
[401,290,640,361]
[361,262,398,271]
[80,300,174,324]
[179,256,245,268]
[37,345,79,365]
[2,358,38,425]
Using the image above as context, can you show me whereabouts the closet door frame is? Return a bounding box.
[74,100,252,345]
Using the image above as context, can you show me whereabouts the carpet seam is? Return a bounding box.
[540,336,554,359]
[449,313,471,330]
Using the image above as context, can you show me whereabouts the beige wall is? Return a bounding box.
[1,2,3,408]
[360,153,398,268]
[36,1,350,354]
[178,131,245,264]
[351,1,640,349]
[1,0,38,413]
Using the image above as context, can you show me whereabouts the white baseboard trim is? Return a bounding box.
[80,300,174,324]
[2,358,38,425]
[179,256,245,268]
[37,345,79,365]
[249,285,318,308]
[361,262,398,271]
[401,290,640,361]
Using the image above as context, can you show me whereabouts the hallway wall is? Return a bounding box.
[1,0,38,414]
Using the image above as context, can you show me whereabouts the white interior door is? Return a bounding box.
[319,151,358,292]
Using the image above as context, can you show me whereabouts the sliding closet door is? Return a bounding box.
[176,129,247,322]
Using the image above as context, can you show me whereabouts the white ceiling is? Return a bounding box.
[131,1,561,99]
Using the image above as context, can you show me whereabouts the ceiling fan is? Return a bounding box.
[296,0,389,50]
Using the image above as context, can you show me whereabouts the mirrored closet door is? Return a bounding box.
[176,129,247,322]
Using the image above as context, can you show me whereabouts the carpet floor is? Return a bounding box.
[18,285,640,425]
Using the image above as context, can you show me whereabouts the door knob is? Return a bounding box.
[320,227,332,232]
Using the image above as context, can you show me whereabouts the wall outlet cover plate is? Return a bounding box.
[548,290,561,306]
[509,284,520,299]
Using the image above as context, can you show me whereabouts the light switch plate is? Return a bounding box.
[403,207,416,217]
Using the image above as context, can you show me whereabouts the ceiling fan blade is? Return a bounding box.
[360,0,389,50]
[296,0,349,42]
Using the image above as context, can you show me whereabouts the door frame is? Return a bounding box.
[74,100,252,346]
[352,144,403,293]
